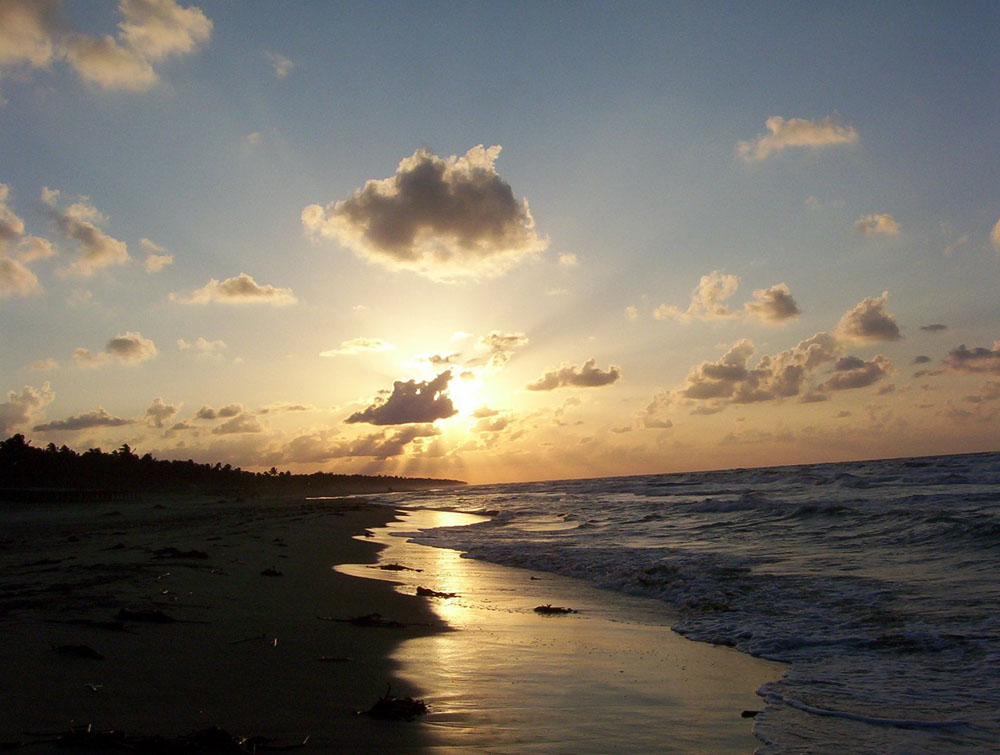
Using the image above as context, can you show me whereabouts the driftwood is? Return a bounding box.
[359,684,428,721]
[416,586,458,599]
[534,604,578,615]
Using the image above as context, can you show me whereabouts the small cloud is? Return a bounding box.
[0,257,41,298]
[744,282,801,322]
[854,213,901,236]
[178,336,226,354]
[836,291,901,342]
[211,413,262,435]
[472,406,499,418]
[265,51,293,79]
[920,324,948,333]
[912,355,932,365]
[141,238,173,273]
[991,218,1000,252]
[558,253,578,267]
[144,397,178,429]
[804,196,821,211]
[944,234,968,256]
[347,370,457,426]
[28,358,58,371]
[944,342,1000,375]
[319,337,396,357]
[0,382,54,434]
[43,189,130,276]
[171,273,297,305]
[474,415,509,433]
[245,131,261,145]
[34,407,132,432]
[195,403,242,420]
[625,305,639,322]
[655,270,740,321]
[819,355,894,391]
[450,331,472,343]
[479,331,528,368]
[737,116,858,162]
[73,347,109,369]
[106,331,158,364]
[526,358,621,391]
[302,145,548,281]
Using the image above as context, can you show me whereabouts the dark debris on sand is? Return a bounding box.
[358,685,428,721]
[534,604,578,614]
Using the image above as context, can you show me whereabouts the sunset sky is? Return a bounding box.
[1,1,998,483]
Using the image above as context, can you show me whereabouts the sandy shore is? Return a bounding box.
[0,496,785,753]
[0,495,442,752]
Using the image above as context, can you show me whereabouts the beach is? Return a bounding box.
[0,495,782,752]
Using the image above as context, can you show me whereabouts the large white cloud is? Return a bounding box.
[347,371,457,425]
[302,145,548,281]
[836,291,902,342]
[526,358,622,391]
[0,0,211,92]
[43,189,130,276]
[0,382,54,434]
[171,273,297,305]
[737,116,859,162]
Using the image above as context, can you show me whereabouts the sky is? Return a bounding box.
[1,0,998,484]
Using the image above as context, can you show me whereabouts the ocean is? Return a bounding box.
[385,451,999,753]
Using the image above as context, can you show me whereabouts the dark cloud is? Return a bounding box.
[526,358,621,391]
[280,425,439,463]
[43,189,130,276]
[944,342,1000,374]
[106,331,158,364]
[744,283,801,322]
[833,355,867,371]
[196,403,243,420]
[819,355,893,391]
[920,324,948,333]
[34,407,132,431]
[211,413,263,435]
[836,292,901,342]
[347,371,457,425]
[302,146,547,280]
[144,397,178,428]
[912,355,932,365]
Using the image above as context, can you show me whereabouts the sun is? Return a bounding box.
[446,371,486,416]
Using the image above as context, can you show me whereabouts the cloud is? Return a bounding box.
[178,336,226,354]
[195,403,243,420]
[34,407,132,432]
[625,305,639,322]
[28,358,58,371]
[819,355,894,391]
[836,291,902,342]
[0,382,54,434]
[0,257,41,297]
[302,145,548,280]
[43,189,130,276]
[140,238,173,272]
[171,273,297,305]
[744,283,801,322]
[278,425,439,463]
[654,270,739,321]
[854,213,901,236]
[73,347,109,369]
[106,330,157,364]
[944,342,1000,375]
[526,358,621,391]
[211,413,262,435]
[912,355,932,365]
[319,337,396,357]
[472,406,499,418]
[144,397,178,428]
[474,415,510,433]
[737,116,858,162]
[0,184,56,264]
[991,218,1000,252]
[347,370,457,425]
[478,330,528,368]
[1,0,212,92]
[558,253,578,267]
[920,324,948,333]
[265,51,293,79]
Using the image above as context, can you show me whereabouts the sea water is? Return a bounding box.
[385,452,999,753]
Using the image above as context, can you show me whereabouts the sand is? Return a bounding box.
[0,497,785,753]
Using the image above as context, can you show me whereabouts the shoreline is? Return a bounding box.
[0,495,445,752]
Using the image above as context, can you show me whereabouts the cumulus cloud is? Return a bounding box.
[0,257,41,297]
[178,336,226,355]
[944,342,1000,375]
[43,189,130,276]
[819,355,894,391]
[478,330,528,368]
[526,358,621,391]
[144,397,178,428]
[106,330,157,364]
[347,370,457,426]
[171,273,297,305]
[211,413,262,435]
[854,213,901,236]
[744,282,801,322]
[737,116,858,162]
[34,407,132,432]
[319,337,396,357]
[0,0,211,92]
[654,270,739,321]
[0,382,54,434]
[195,403,242,420]
[265,51,293,78]
[836,291,902,342]
[140,238,173,272]
[302,145,548,280]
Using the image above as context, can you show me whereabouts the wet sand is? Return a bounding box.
[0,497,784,753]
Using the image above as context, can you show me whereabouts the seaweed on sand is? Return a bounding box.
[359,685,428,721]
[415,586,458,599]
[534,604,578,614]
